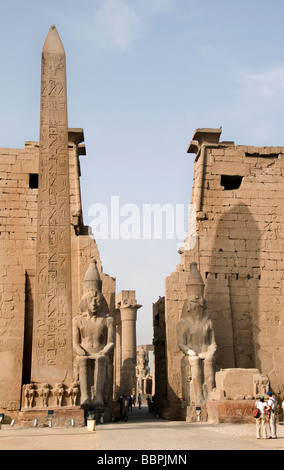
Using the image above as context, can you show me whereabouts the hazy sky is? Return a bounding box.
[1,0,284,350]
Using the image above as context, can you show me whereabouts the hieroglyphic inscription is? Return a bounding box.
[31,29,73,382]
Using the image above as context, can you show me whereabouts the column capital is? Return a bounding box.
[118,301,142,322]
[115,290,142,312]
[119,300,142,310]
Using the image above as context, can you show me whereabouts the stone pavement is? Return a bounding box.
[1,405,284,451]
[96,404,284,451]
[0,425,99,450]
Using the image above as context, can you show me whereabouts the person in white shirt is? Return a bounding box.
[265,391,277,439]
[256,395,269,439]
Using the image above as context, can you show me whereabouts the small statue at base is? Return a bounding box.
[68,381,79,406]
[54,383,64,407]
[39,383,50,408]
[24,383,35,409]
[177,262,217,405]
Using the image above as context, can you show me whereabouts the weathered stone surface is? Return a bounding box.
[18,407,85,428]
[206,400,256,424]
[73,258,115,409]
[31,25,73,383]
[212,368,270,400]
[177,263,217,406]
[159,127,284,420]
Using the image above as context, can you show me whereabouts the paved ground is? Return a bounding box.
[96,405,284,451]
[1,405,284,451]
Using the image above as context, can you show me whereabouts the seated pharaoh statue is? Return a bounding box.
[73,258,114,408]
[176,262,217,406]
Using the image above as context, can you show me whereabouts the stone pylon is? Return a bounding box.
[31,26,73,383]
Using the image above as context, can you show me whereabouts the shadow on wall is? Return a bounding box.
[120,357,136,396]
[206,203,261,371]
[22,272,34,385]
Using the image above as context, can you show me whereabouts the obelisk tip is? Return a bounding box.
[42,25,65,54]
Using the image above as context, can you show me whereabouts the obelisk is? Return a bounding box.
[31,26,73,383]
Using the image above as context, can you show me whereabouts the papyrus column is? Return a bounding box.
[31,26,73,383]
[116,291,141,394]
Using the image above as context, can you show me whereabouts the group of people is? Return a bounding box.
[125,393,142,409]
[255,391,280,439]
[118,393,143,421]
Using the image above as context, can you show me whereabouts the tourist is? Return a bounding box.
[255,395,269,439]
[138,393,142,409]
[119,395,124,421]
[282,398,284,425]
[133,394,136,407]
[128,394,133,411]
[123,395,128,421]
[265,391,277,439]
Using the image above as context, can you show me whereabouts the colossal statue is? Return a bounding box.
[136,345,151,395]
[177,262,217,405]
[73,259,114,408]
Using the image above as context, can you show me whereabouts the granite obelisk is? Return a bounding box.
[31,26,73,383]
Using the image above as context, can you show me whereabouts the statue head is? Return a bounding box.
[79,288,103,317]
[182,294,206,321]
[79,257,103,316]
[181,263,206,321]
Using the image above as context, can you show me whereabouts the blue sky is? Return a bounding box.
[1,0,284,350]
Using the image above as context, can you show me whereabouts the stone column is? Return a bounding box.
[114,308,122,398]
[116,291,141,395]
[31,26,73,383]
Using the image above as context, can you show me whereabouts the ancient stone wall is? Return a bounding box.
[0,143,38,409]
[0,137,115,411]
[163,128,284,419]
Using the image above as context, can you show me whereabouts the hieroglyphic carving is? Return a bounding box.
[31,26,72,382]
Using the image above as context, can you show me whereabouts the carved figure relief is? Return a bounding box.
[24,384,36,409]
[54,383,65,407]
[67,381,79,406]
[253,373,270,397]
[39,383,50,408]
